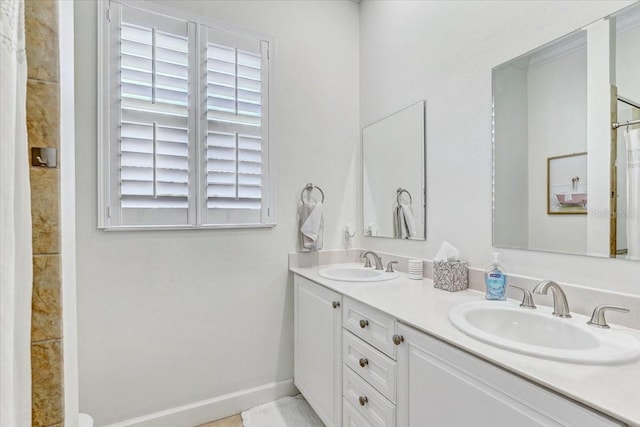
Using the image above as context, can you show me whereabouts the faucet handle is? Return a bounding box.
[359,252,372,268]
[386,261,398,273]
[509,285,537,309]
[587,305,630,329]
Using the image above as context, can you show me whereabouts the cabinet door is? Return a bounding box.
[396,323,623,427]
[294,275,342,427]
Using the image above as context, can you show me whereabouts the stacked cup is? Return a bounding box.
[408,259,423,280]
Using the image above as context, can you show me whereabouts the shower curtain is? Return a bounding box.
[626,127,640,260]
[0,0,33,425]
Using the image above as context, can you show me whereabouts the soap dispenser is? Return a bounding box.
[484,252,507,300]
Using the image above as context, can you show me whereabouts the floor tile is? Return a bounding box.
[197,414,243,427]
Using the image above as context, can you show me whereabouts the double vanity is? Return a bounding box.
[291,259,640,427]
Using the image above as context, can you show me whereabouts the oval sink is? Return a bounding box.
[449,301,640,365]
[318,265,399,282]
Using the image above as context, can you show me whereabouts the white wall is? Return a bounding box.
[586,19,615,257]
[60,1,79,424]
[359,0,640,294]
[617,21,640,102]
[74,1,359,424]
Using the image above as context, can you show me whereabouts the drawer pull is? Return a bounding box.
[359,319,369,328]
[332,301,340,309]
[393,334,404,345]
[358,396,368,406]
[358,358,369,368]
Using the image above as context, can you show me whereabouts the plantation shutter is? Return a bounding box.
[109,4,196,226]
[101,1,274,229]
[201,26,270,225]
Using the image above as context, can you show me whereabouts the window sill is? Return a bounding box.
[99,223,277,232]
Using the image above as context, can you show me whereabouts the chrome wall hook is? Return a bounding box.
[31,147,57,168]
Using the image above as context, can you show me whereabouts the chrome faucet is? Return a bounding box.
[532,280,571,318]
[360,251,384,270]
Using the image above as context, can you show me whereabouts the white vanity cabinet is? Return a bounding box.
[293,273,625,427]
[395,323,623,427]
[294,275,343,427]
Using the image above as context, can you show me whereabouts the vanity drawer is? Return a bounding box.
[343,297,396,359]
[343,367,395,427]
[343,398,374,427]
[343,330,397,403]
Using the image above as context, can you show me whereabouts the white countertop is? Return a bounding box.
[290,264,640,426]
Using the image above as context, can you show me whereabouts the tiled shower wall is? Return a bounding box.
[25,0,64,425]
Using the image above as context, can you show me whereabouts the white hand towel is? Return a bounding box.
[300,201,324,251]
[395,205,407,239]
[400,203,417,238]
[395,203,416,239]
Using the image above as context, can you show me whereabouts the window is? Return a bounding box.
[98,1,274,229]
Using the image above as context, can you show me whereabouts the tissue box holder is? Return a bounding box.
[433,261,468,292]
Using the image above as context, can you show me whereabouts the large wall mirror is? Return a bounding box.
[493,2,640,259]
[363,101,426,240]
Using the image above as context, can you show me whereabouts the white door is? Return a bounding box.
[396,323,622,427]
[294,275,342,427]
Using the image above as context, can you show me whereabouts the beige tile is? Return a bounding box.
[197,414,243,427]
[25,0,59,82]
[27,80,60,151]
[32,340,64,427]
[32,255,62,342]
[30,168,60,255]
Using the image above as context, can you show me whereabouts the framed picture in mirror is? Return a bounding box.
[547,152,588,215]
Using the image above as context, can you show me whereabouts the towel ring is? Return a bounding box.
[397,188,412,205]
[301,183,325,203]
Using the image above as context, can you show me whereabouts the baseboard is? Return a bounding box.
[104,379,298,427]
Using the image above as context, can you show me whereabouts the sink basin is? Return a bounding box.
[449,301,640,365]
[318,265,399,282]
